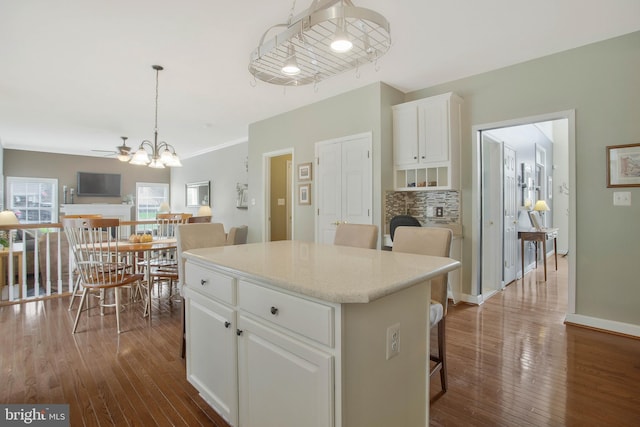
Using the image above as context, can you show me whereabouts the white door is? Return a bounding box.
[237,315,333,427]
[481,133,503,296]
[316,133,372,244]
[503,145,518,284]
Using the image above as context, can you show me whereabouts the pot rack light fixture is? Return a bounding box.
[249,0,391,86]
[129,65,182,168]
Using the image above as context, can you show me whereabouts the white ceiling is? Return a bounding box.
[1,0,639,160]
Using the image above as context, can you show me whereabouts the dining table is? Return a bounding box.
[113,238,178,318]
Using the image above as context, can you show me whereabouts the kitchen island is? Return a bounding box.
[182,240,460,427]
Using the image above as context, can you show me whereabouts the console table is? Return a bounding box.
[518,228,559,281]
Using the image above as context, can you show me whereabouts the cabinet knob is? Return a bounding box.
[200,279,207,286]
[413,156,417,160]
[224,321,231,328]
[237,329,243,336]
[421,155,425,159]
[270,306,279,315]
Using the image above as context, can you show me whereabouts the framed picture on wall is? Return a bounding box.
[527,210,543,231]
[606,143,640,187]
[298,162,312,181]
[298,184,311,205]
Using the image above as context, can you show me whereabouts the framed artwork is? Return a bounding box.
[527,210,543,231]
[607,143,640,187]
[236,183,248,208]
[298,162,312,181]
[298,184,311,205]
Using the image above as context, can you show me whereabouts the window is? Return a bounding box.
[136,182,169,222]
[6,177,58,224]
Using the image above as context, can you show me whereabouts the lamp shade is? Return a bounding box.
[197,205,212,217]
[533,200,550,212]
[0,210,19,225]
[158,202,170,213]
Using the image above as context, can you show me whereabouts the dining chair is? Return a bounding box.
[333,223,378,249]
[176,222,227,357]
[143,213,192,298]
[392,226,453,392]
[63,218,144,334]
[62,214,106,310]
[225,225,248,245]
[156,213,192,239]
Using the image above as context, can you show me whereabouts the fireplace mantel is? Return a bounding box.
[60,204,134,234]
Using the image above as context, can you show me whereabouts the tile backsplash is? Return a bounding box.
[384,190,460,233]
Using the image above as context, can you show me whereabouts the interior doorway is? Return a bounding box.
[472,111,575,310]
[263,149,293,242]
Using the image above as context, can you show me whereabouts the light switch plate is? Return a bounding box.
[613,192,631,206]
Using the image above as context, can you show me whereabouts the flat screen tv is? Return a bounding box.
[76,172,122,197]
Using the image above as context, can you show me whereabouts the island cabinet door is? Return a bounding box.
[185,291,238,427]
[236,314,334,427]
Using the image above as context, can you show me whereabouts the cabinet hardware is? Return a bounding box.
[270,306,279,315]
[237,329,243,336]
[200,279,207,286]
[224,321,231,328]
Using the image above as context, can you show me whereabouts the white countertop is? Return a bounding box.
[183,240,461,304]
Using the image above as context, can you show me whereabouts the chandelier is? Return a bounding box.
[129,65,182,168]
[249,0,391,86]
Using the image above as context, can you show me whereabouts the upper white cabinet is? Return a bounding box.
[392,92,463,190]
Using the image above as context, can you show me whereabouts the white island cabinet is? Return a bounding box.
[183,241,460,427]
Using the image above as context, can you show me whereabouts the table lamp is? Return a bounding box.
[197,205,212,217]
[0,210,19,249]
[158,202,170,213]
[533,200,550,228]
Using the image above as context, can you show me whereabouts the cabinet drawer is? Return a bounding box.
[185,262,236,305]
[238,280,334,347]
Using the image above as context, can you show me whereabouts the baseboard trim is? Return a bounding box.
[565,313,640,339]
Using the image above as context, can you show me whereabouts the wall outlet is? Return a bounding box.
[386,323,400,360]
[613,191,631,206]
[435,206,444,217]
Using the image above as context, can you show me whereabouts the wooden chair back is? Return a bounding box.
[62,218,130,289]
[156,213,192,238]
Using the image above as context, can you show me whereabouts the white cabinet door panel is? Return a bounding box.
[419,99,449,163]
[238,315,333,427]
[185,291,238,426]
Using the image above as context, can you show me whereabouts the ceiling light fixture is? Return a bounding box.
[249,0,391,86]
[130,65,182,168]
[281,45,302,76]
[116,136,132,162]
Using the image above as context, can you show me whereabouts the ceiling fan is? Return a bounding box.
[92,136,132,161]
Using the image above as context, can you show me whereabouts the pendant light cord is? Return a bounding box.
[154,67,160,133]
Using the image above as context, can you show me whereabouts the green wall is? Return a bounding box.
[247,31,640,330]
[247,82,403,243]
[407,31,640,326]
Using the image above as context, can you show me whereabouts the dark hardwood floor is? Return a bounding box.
[2,256,639,426]
[430,256,640,426]
[0,291,229,426]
